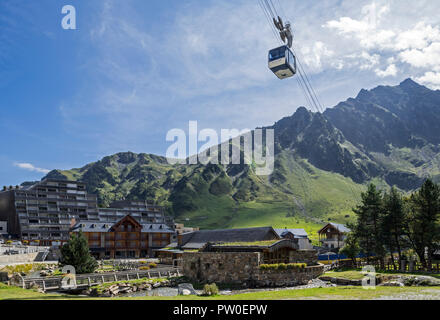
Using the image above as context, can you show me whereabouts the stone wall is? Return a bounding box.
[183,252,261,284]
[256,265,324,287]
[288,250,318,266]
[182,251,324,287]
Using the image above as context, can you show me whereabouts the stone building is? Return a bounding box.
[182,239,324,287]
[177,227,280,250]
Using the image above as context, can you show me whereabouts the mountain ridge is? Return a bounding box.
[43,78,440,230]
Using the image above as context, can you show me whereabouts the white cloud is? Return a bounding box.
[325,17,371,34]
[300,42,334,71]
[395,22,440,51]
[416,71,440,89]
[375,64,398,78]
[322,0,440,87]
[399,42,440,70]
[14,163,50,174]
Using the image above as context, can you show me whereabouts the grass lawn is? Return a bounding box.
[323,269,440,280]
[2,282,440,300]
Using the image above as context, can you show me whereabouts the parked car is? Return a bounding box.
[11,240,22,246]
[0,239,4,244]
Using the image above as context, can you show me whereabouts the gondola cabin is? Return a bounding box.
[268,45,297,79]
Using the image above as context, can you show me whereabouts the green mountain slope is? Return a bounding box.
[43,79,440,235]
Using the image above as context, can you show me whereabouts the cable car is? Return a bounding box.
[268,45,297,80]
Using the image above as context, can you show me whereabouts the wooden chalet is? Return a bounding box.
[71,215,174,259]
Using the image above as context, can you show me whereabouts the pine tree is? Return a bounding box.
[406,179,440,270]
[339,232,360,267]
[59,231,98,274]
[381,187,406,268]
[352,183,385,265]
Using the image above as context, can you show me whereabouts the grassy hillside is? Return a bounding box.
[43,80,440,233]
[47,150,364,238]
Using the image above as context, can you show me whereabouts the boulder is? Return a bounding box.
[404,276,440,287]
[380,281,405,287]
[181,289,191,296]
[178,283,197,296]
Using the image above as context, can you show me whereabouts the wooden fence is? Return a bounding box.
[12,268,181,292]
[339,260,440,274]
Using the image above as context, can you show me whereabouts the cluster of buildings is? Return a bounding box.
[0,179,177,258]
[0,178,350,261]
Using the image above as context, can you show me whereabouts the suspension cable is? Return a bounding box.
[259,0,282,45]
[259,0,325,114]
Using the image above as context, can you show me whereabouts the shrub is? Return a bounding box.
[148,263,157,269]
[203,283,219,296]
[259,263,307,271]
[278,263,288,270]
[59,231,98,274]
[139,266,150,271]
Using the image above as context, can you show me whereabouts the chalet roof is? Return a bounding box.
[71,222,113,233]
[180,227,280,250]
[318,223,350,234]
[141,223,174,233]
[274,228,308,238]
[71,218,174,234]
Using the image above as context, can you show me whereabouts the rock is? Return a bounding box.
[181,289,191,296]
[118,287,131,293]
[153,282,161,288]
[178,283,197,296]
[405,276,440,287]
[380,281,405,287]
[110,288,120,295]
[221,290,232,295]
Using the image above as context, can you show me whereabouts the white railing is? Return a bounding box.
[0,245,49,255]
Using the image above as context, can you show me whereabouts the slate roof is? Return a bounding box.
[72,218,174,234]
[180,227,280,250]
[72,222,113,233]
[141,223,174,233]
[318,223,351,234]
[274,228,309,238]
[329,223,350,233]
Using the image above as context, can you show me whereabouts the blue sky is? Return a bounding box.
[1,0,440,186]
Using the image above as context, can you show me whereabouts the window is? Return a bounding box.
[269,47,286,61]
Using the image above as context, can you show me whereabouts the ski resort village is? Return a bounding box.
[1,176,440,300]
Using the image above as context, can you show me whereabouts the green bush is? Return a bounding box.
[148,263,157,269]
[203,283,219,296]
[278,263,288,270]
[259,263,307,271]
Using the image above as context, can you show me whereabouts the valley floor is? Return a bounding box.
[1,282,440,300]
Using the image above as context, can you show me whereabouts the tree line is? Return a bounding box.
[341,179,440,270]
